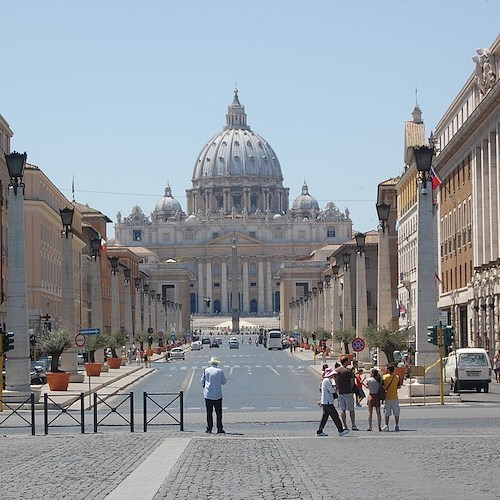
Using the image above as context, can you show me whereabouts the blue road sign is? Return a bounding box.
[80,328,100,336]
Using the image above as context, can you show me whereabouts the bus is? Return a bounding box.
[264,329,283,350]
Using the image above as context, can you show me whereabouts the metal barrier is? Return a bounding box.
[0,393,35,435]
[44,392,85,434]
[93,392,134,432]
[143,391,184,432]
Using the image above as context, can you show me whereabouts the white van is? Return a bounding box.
[444,348,492,393]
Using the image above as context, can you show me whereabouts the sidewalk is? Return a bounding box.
[35,351,166,408]
[288,346,462,404]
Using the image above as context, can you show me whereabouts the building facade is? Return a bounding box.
[113,90,353,332]
[433,35,500,351]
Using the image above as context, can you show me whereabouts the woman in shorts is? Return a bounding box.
[363,368,382,431]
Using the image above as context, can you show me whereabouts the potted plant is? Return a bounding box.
[37,326,73,391]
[84,334,107,376]
[106,331,126,369]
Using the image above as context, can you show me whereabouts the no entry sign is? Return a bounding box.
[75,333,86,348]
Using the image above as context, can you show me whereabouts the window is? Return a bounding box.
[214,283,220,288]
[250,282,257,287]
[133,230,142,241]
[212,232,219,239]
[249,231,256,239]
[327,228,335,238]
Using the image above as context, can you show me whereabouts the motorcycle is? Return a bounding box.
[30,365,47,385]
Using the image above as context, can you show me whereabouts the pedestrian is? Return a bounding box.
[321,347,327,364]
[363,368,382,431]
[382,364,402,432]
[335,356,359,431]
[201,356,227,434]
[320,363,329,391]
[493,351,500,383]
[290,342,293,354]
[127,348,133,365]
[354,368,365,407]
[135,349,141,366]
[316,367,350,437]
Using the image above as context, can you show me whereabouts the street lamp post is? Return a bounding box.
[109,256,120,336]
[90,236,104,363]
[134,276,142,336]
[342,251,352,331]
[355,232,369,362]
[123,268,133,345]
[59,207,84,382]
[376,202,392,328]
[143,283,150,333]
[5,151,30,393]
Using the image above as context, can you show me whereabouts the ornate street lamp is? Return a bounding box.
[376,202,391,232]
[123,267,131,283]
[109,256,119,275]
[332,264,339,278]
[414,145,434,191]
[355,232,366,253]
[342,252,351,268]
[90,237,101,259]
[134,276,141,288]
[60,207,74,238]
[5,151,29,392]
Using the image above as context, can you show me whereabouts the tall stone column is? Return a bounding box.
[342,266,352,330]
[266,260,273,313]
[91,255,104,363]
[60,225,84,382]
[258,259,265,313]
[206,259,212,309]
[124,276,133,343]
[377,225,392,327]
[111,272,120,334]
[356,248,369,362]
[242,258,249,312]
[221,259,228,314]
[5,182,31,392]
[231,233,240,333]
[197,259,204,313]
[135,284,142,335]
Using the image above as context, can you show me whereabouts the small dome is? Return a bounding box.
[155,185,182,214]
[273,213,282,219]
[292,181,319,211]
[186,214,198,222]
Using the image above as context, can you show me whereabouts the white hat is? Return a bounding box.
[209,356,220,365]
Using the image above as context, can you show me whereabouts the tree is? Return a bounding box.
[363,323,407,364]
[332,328,356,354]
[37,326,72,373]
[107,330,127,358]
[86,334,108,363]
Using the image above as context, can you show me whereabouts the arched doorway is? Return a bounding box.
[250,299,258,313]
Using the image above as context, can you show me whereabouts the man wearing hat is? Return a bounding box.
[201,357,227,434]
[317,367,350,437]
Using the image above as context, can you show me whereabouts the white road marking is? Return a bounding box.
[241,406,255,410]
[268,406,282,410]
[269,367,280,376]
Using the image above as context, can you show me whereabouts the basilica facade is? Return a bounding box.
[113,90,353,331]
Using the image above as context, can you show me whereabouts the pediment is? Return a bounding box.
[208,231,262,246]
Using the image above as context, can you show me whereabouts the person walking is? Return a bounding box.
[201,356,227,434]
[316,367,350,437]
[335,356,359,431]
[363,368,382,431]
[354,368,365,407]
[493,351,500,383]
[382,364,402,432]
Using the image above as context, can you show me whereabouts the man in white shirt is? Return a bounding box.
[317,367,350,437]
[201,356,227,434]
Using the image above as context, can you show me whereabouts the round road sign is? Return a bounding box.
[351,337,365,352]
[75,333,86,348]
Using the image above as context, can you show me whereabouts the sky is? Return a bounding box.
[1,1,499,238]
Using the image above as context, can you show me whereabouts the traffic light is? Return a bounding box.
[148,335,153,347]
[3,332,14,352]
[312,333,316,344]
[427,325,438,345]
[444,326,455,347]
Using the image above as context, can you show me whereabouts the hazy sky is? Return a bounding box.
[2,1,499,238]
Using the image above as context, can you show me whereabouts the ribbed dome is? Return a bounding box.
[292,181,319,211]
[155,185,182,214]
[192,89,283,184]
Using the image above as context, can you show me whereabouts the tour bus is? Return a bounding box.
[264,329,283,350]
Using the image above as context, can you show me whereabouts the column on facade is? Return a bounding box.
[377,226,392,327]
[317,286,324,332]
[197,258,204,313]
[342,268,352,330]
[242,258,249,312]
[111,272,120,334]
[263,188,269,211]
[124,280,133,341]
[494,295,500,353]
[266,260,273,313]
[91,257,104,363]
[356,251,369,362]
[221,259,228,314]
[206,259,212,310]
[223,188,230,213]
[257,259,265,313]
[135,285,142,335]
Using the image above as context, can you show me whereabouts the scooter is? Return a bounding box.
[30,366,47,385]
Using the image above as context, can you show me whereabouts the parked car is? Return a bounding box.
[229,339,239,349]
[170,347,185,360]
[215,337,222,345]
[201,337,211,345]
[210,339,219,348]
[191,340,202,350]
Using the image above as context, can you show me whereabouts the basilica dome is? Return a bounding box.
[187,90,289,216]
[292,181,319,212]
[154,185,183,221]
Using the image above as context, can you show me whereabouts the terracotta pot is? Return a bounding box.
[107,357,122,369]
[46,372,71,391]
[84,362,103,377]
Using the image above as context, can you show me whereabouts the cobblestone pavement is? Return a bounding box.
[1,405,499,500]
